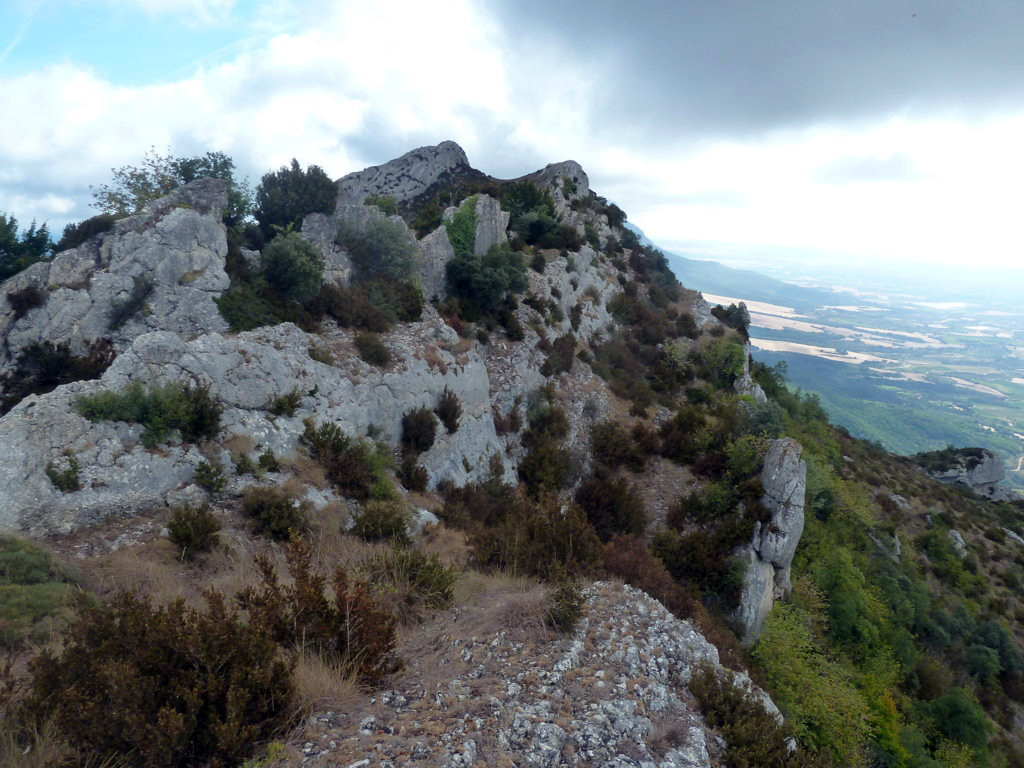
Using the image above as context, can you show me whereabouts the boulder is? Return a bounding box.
[735,437,806,643]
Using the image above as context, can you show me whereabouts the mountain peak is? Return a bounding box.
[335,140,470,207]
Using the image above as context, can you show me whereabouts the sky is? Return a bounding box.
[2,0,1024,288]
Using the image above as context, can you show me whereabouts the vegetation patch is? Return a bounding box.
[5,285,47,320]
[167,504,221,560]
[241,486,308,540]
[0,535,75,650]
[75,380,221,447]
[108,275,154,330]
[238,536,401,685]
[301,419,393,501]
[354,331,391,367]
[22,590,292,768]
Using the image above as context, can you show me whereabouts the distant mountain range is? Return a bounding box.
[625,224,837,310]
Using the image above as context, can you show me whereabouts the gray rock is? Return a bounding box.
[301,212,352,284]
[948,529,967,557]
[1,178,229,372]
[735,438,806,643]
[418,224,455,301]
[919,447,1010,500]
[335,141,470,207]
[471,194,509,255]
[524,160,590,216]
[0,312,515,534]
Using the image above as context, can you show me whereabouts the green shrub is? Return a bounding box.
[258,448,280,473]
[337,216,417,283]
[351,500,410,546]
[76,380,221,447]
[925,687,992,753]
[401,406,436,454]
[254,158,336,238]
[689,662,807,768]
[445,243,528,321]
[545,574,584,634]
[241,486,308,540]
[5,285,47,320]
[530,252,546,273]
[575,474,646,542]
[309,281,391,332]
[398,452,428,492]
[108,275,154,330]
[238,536,400,685]
[444,197,477,258]
[354,332,391,366]
[365,547,456,618]
[260,231,324,304]
[469,492,600,579]
[590,420,648,472]
[0,339,115,415]
[0,535,75,650]
[363,194,397,215]
[301,420,390,500]
[268,388,303,417]
[435,387,462,433]
[214,278,284,332]
[44,455,81,493]
[54,212,116,252]
[193,459,226,495]
[23,590,292,767]
[540,332,576,377]
[167,504,221,560]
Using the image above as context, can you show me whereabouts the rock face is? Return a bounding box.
[735,438,806,643]
[0,178,230,371]
[335,141,470,207]
[286,581,781,768]
[0,315,515,535]
[920,447,1009,500]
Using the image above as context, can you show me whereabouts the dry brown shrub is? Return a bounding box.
[416,524,470,568]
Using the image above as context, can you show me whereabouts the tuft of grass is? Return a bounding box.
[364,547,456,623]
[44,454,81,493]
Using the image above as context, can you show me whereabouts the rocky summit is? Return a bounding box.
[2,141,1022,768]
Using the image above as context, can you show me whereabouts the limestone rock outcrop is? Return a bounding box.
[735,437,806,643]
[918,447,1010,500]
[0,178,230,372]
[335,141,470,207]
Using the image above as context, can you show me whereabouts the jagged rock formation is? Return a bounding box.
[0,178,230,372]
[0,144,698,535]
[335,140,471,207]
[916,446,1011,500]
[735,437,806,643]
[286,581,780,768]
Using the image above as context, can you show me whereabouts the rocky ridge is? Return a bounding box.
[0,141,805,766]
[284,581,778,768]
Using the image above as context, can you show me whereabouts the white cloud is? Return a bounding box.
[0,0,1022,281]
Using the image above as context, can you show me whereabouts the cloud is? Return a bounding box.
[490,0,1024,138]
[1,0,1023,281]
[815,153,923,184]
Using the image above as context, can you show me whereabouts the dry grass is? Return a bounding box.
[0,716,131,768]
[290,649,367,720]
[416,524,470,568]
[283,454,330,490]
[221,432,257,458]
